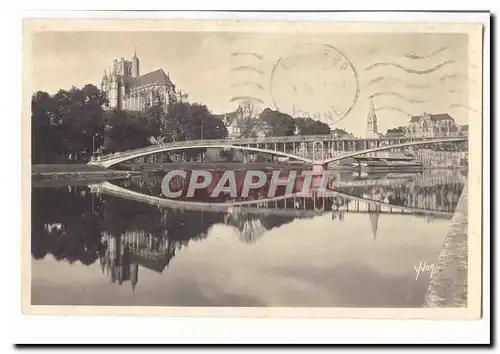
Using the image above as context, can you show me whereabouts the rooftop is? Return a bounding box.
[127,69,175,89]
[409,113,455,123]
[215,108,243,125]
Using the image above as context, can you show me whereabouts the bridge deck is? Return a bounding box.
[89,135,467,164]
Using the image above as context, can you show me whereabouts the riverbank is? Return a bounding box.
[424,183,468,308]
[31,163,469,184]
[32,164,142,184]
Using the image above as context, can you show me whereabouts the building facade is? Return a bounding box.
[407,112,468,138]
[217,106,269,139]
[217,108,246,138]
[100,51,187,111]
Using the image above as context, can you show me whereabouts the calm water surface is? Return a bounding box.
[31,169,467,307]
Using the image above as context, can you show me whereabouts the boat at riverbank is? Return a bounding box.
[351,152,423,170]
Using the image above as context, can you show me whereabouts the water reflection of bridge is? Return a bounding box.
[90,181,456,219]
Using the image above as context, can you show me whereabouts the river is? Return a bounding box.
[31,168,467,307]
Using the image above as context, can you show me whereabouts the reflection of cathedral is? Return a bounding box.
[99,230,177,291]
[367,203,381,241]
[100,51,187,110]
[224,212,267,244]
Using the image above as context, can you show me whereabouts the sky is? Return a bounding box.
[31,30,477,136]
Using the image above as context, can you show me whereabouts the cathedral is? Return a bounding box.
[100,51,187,111]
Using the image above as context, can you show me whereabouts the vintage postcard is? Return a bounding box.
[22,18,484,318]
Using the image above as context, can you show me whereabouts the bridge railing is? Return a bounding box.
[92,135,468,163]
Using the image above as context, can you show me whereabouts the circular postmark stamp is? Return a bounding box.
[270,43,359,125]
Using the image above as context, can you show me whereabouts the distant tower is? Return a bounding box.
[366,97,379,138]
[108,72,119,108]
[131,48,140,78]
[100,70,108,92]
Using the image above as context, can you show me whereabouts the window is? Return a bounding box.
[422,121,428,132]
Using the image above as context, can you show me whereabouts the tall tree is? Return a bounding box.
[103,109,161,152]
[294,117,331,135]
[258,108,295,137]
[164,102,228,142]
[386,126,407,136]
[31,91,66,163]
[52,84,108,160]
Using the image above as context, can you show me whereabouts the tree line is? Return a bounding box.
[32,84,342,164]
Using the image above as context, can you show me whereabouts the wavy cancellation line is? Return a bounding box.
[372,103,478,118]
[450,104,479,113]
[404,46,450,60]
[230,82,265,90]
[374,106,413,117]
[231,52,264,60]
[366,75,468,90]
[231,66,264,75]
[365,60,456,75]
[369,91,439,104]
[229,96,265,104]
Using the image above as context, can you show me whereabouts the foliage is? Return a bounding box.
[103,107,162,153]
[234,105,332,138]
[164,102,228,142]
[294,117,331,135]
[258,108,295,137]
[386,126,407,135]
[32,84,108,163]
[31,92,66,164]
[31,84,228,163]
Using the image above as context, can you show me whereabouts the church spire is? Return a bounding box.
[131,47,140,78]
[368,96,375,116]
[365,96,379,138]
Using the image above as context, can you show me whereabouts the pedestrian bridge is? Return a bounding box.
[87,135,468,169]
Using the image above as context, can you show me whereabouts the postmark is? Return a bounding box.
[270,43,359,125]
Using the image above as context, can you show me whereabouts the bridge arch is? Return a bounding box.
[317,137,468,165]
[91,144,315,168]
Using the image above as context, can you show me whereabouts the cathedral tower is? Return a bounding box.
[108,72,119,109]
[100,70,108,92]
[131,49,140,78]
[365,97,379,138]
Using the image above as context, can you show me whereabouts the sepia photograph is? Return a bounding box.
[22,18,484,318]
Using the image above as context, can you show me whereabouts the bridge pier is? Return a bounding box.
[312,162,326,175]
